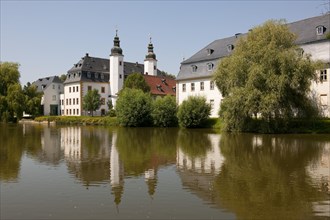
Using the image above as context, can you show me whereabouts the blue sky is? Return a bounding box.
[1,0,328,85]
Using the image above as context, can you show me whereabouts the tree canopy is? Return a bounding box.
[213,20,321,132]
[123,73,150,93]
[83,89,101,116]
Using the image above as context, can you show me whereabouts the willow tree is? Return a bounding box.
[214,20,321,132]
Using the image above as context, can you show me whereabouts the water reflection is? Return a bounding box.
[0,124,329,219]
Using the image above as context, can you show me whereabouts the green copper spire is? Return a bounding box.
[111,30,123,56]
[145,37,156,60]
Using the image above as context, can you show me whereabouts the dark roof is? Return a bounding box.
[32,76,62,92]
[177,14,330,80]
[143,75,176,96]
[65,53,161,84]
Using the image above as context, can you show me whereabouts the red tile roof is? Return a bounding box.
[143,75,176,96]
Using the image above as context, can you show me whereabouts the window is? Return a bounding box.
[200,82,204,91]
[320,94,328,106]
[101,87,105,93]
[191,83,195,92]
[69,87,71,93]
[73,99,75,105]
[73,109,75,115]
[119,61,122,66]
[101,109,105,116]
[227,44,234,52]
[66,109,68,115]
[210,99,214,109]
[101,98,105,105]
[316,26,325,35]
[69,109,72,115]
[61,100,64,105]
[87,72,91,78]
[207,63,214,71]
[61,110,64,115]
[76,86,79,92]
[182,84,186,92]
[95,72,99,79]
[192,65,197,72]
[69,99,71,105]
[154,66,156,70]
[53,85,55,89]
[76,98,79,105]
[73,87,75,92]
[52,95,56,101]
[88,86,92,91]
[77,109,79,115]
[320,69,327,81]
[210,81,215,90]
[58,85,61,89]
[66,99,68,105]
[101,73,104,79]
[207,49,214,55]
[119,74,122,79]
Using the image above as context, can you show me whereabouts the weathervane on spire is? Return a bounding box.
[115,25,118,36]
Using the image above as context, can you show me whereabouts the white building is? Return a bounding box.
[61,32,173,116]
[32,76,63,115]
[177,14,330,117]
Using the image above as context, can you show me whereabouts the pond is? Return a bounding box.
[0,123,329,219]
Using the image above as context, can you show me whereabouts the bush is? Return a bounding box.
[151,95,178,127]
[115,88,152,127]
[177,96,211,128]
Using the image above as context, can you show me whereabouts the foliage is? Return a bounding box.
[151,95,178,127]
[177,96,211,128]
[34,115,118,126]
[123,73,150,93]
[59,74,67,82]
[0,62,26,122]
[83,89,101,117]
[214,20,321,132]
[115,88,152,127]
[23,82,42,117]
[159,71,176,79]
[107,99,116,117]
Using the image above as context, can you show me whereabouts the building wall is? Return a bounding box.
[300,41,330,62]
[177,77,222,118]
[81,82,109,116]
[42,82,63,115]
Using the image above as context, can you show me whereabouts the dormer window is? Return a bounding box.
[101,73,104,79]
[207,63,214,71]
[95,72,99,79]
[87,72,91,78]
[227,44,234,52]
[316,25,325,35]
[207,49,214,55]
[191,65,197,72]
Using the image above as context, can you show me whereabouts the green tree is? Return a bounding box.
[83,89,101,116]
[107,99,116,117]
[116,88,152,127]
[0,62,25,122]
[123,73,150,93]
[159,71,176,79]
[177,96,211,128]
[59,74,67,82]
[23,82,42,118]
[151,95,178,127]
[214,20,321,132]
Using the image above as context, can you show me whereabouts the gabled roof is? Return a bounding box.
[32,76,62,92]
[65,53,161,84]
[143,75,176,96]
[178,14,330,80]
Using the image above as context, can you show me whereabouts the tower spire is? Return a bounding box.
[111,30,122,56]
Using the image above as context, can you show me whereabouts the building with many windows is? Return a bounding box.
[177,14,330,117]
[32,76,63,115]
[61,33,175,116]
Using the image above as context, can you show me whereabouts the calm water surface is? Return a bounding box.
[0,123,329,219]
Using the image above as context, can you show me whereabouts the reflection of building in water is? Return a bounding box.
[61,127,81,161]
[110,132,124,207]
[176,134,224,205]
[40,126,62,165]
[61,127,111,187]
[307,144,330,218]
[177,134,224,174]
[145,169,157,198]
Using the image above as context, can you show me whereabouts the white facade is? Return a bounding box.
[177,77,223,117]
[41,82,63,115]
[144,59,157,76]
[62,82,109,116]
[109,55,124,107]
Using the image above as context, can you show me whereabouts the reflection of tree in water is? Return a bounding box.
[115,127,177,176]
[214,133,328,220]
[177,129,212,158]
[0,124,42,181]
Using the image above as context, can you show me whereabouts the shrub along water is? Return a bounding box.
[151,95,178,127]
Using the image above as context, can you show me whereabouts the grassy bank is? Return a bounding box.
[33,116,329,133]
[34,116,119,126]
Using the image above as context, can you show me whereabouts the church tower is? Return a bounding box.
[144,37,157,76]
[110,30,124,107]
